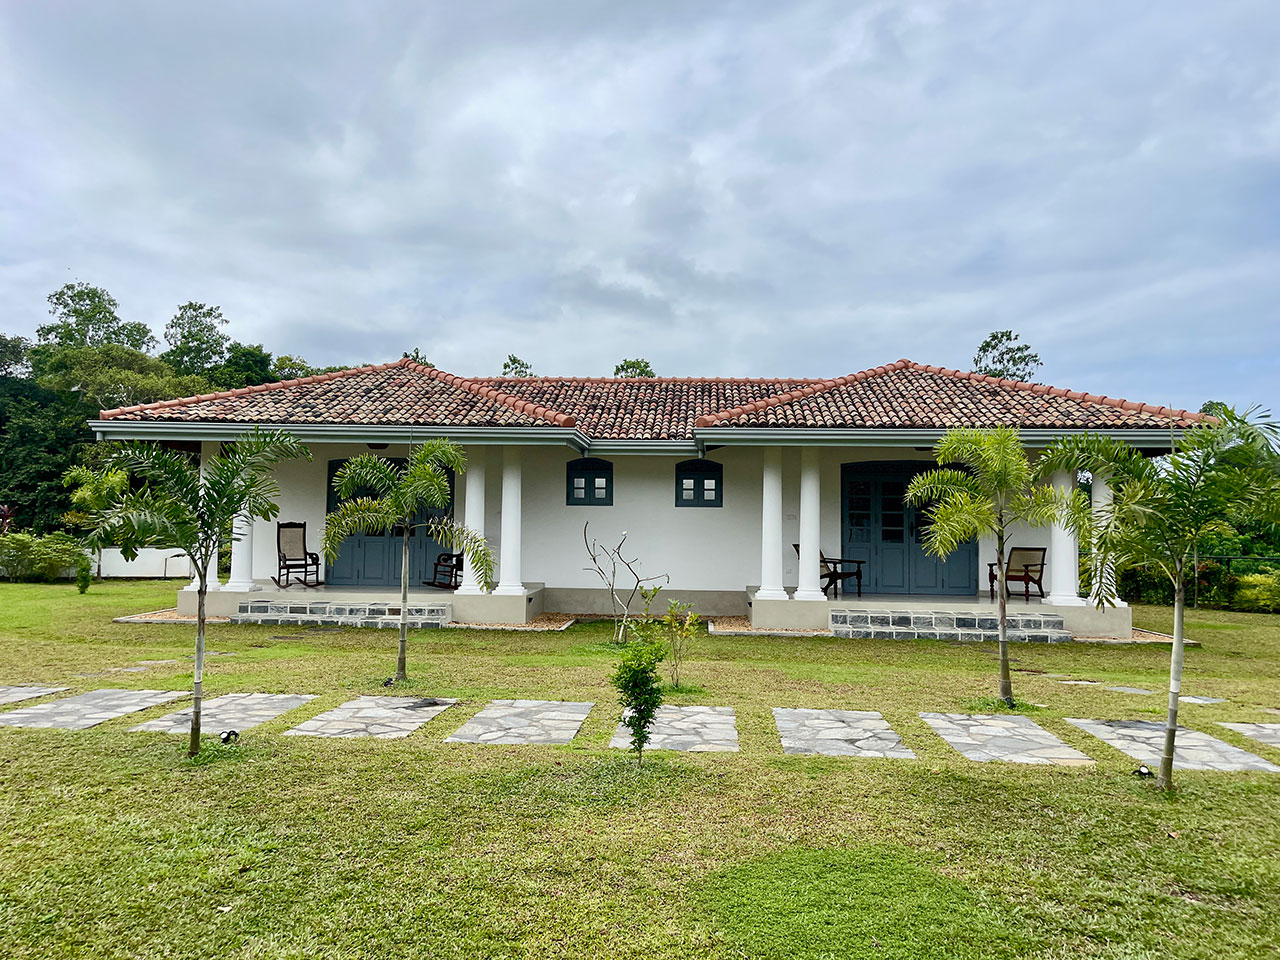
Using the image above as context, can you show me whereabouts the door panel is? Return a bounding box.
[842,463,978,596]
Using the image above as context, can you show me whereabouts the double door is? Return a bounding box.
[841,463,977,595]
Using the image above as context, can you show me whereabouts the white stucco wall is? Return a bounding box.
[98,547,193,579]
[244,441,1073,598]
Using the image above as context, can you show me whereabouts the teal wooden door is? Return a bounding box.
[325,460,453,587]
[842,463,976,596]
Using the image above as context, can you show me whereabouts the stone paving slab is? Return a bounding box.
[1179,696,1227,705]
[1106,686,1155,695]
[1059,680,1100,686]
[773,708,914,758]
[0,688,187,730]
[921,713,1093,766]
[0,685,68,706]
[133,693,317,733]
[446,699,593,746]
[610,705,739,752]
[1065,718,1279,772]
[1218,722,1280,750]
[284,696,456,739]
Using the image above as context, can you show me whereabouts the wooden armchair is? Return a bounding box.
[793,544,865,598]
[424,552,463,590]
[273,521,322,588]
[989,547,1046,600]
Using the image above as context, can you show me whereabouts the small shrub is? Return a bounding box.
[76,555,92,594]
[0,531,89,581]
[1234,572,1280,612]
[610,636,665,765]
[663,599,700,689]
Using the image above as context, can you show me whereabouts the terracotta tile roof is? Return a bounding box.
[690,360,1207,431]
[100,359,577,428]
[100,356,1206,437]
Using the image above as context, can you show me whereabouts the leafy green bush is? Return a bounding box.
[0,531,88,581]
[1234,572,1280,613]
[663,599,700,689]
[610,634,665,765]
[75,554,92,594]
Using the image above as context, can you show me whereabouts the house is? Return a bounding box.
[90,357,1206,637]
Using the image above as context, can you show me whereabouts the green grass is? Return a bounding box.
[1,582,1279,958]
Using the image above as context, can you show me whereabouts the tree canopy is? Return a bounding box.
[161,302,230,375]
[614,358,656,378]
[972,330,1042,382]
[38,282,156,352]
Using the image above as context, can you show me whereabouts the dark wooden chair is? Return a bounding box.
[989,546,1047,600]
[793,544,865,598]
[273,521,322,588]
[424,552,462,590]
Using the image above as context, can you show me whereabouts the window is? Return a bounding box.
[675,459,723,507]
[566,457,613,505]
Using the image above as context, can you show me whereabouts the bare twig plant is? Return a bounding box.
[583,523,668,643]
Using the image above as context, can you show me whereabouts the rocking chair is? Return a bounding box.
[792,544,865,598]
[424,552,463,590]
[273,521,322,588]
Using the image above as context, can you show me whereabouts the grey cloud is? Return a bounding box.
[0,1,1277,405]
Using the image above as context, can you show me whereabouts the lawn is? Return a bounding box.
[1,581,1278,959]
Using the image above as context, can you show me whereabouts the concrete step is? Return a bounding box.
[830,607,1071,643]
[231,600,451,629]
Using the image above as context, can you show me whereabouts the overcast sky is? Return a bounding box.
[2,2,1278,412]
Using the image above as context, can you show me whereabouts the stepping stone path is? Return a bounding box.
[134,693,317,733]
[1106,686,1155,695]
[610,705,738,752]
[0,689,187,730]
[1059,680,1100,686]
[0,685,68,706]
[1065,718,1279,772]
[921,713,1093,766]
[773,708,914,758]
[285,696,456,739]
[447,700,593,746]
[1218,722,1280,750]
[1179,696,1227,705]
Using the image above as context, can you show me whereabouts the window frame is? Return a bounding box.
[566,457,614,506]
[674,458,723,508]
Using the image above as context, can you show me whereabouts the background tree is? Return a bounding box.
[210,342,274,390]
[972,330,1042,382]
[83,429,309,756]
[404,348,434,368]
[62,464,128,577]
[32,343,208,409]
[502,354,534,377]
[270,354,319,381]
[0,377,91,532]
[323,440,494,681]
[614,358,656,378]
[0,334,30,377]
[161,302,230,375]
[37,282,156,352]
[906,427,1086,706]
[1038,410,1280,789]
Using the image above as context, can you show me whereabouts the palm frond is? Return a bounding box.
[333,454,400,501]
[321,497,400,563]
[426,516,496,591]
[919,490,996,557]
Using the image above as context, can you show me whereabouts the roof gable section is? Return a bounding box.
[100,358,577,427]
[694,360,1206,430]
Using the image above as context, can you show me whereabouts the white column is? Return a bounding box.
[457,448,488,594]
[224,512,260,591]
[1046,469,1085,605]
[184,442,221,592]
[1089,472,1127,607]
[757,447,787,600]
[494,446,524,595]
[794,447,824,601]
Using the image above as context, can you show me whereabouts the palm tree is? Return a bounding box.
[83,428,309,756]
[322,440,494,682]
[906,427,1087,707]
[1038,410,1280,789]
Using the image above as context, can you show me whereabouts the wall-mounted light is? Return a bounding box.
[367,443,389,451]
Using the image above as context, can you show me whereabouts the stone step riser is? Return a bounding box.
[831,610,1065,631]
[238,602,451,619]
[231,615,445,630]
[834,625,1072,643]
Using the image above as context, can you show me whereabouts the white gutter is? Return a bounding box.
[691,427,1187,451]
